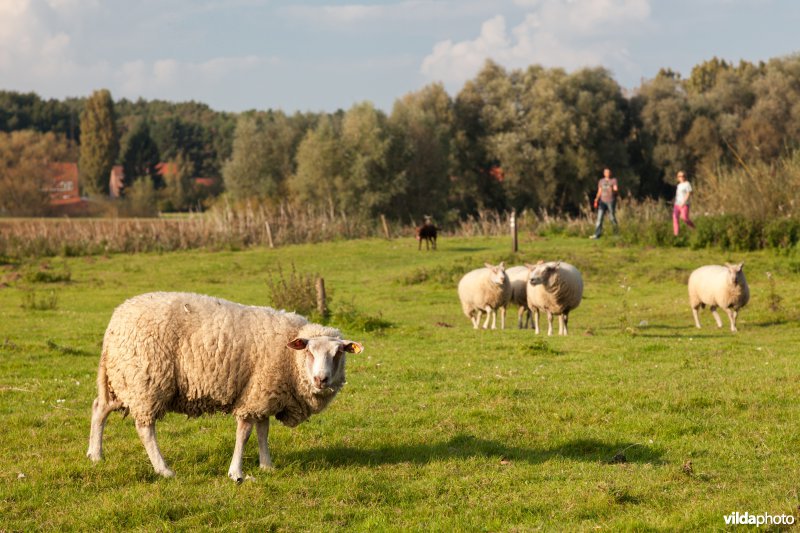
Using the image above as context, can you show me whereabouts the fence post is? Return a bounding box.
[380,214,391,240]
[265,221,274,249]
[315,277,327,317]
[510,210,518,253]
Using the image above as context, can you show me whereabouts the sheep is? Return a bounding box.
[86,292,363,482]
[525,261,583,336]
[457,262,511,329]
[415,216,438,250]
[688,263,749,332]
[506,265,532,328]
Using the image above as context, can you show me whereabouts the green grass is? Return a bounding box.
[1,235,800,530]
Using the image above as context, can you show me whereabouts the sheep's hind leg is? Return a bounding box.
[256,419,273,469]
[561,313,568,336]
[135,420,174,478]
[228,417,254,483]
[710,306,723,328]
[725,308,738,332]
[87,397,120,462]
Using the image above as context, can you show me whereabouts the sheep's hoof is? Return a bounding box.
[228,471,243,483]
[86,450,102,463]
[158,468,175,478]
[259,463,274,471]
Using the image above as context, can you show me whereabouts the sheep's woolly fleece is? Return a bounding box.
[101,292,344,427]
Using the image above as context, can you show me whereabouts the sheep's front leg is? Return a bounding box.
[692,307,702,328]
[546,311,554,336]
[710,306,723,328]
[483,306,493,329]
[533,309,540,334]
[228,417,254,483]
[471,310,481,329]
[499,306,506,329]
[135,421,174,478]
[725,308,738,332]
[255,419,273,470]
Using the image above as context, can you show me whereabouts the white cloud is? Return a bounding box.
[282,1,491,26]
[421,0,651,88]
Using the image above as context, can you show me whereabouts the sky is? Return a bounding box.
[0,0,798,114]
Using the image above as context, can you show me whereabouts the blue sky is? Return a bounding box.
[0,0,797,113]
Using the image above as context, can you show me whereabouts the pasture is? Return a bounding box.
[1,235,799,530]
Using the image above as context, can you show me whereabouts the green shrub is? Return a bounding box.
[266,263,320,317]
[764,218,800,250]
[20,288,58,310]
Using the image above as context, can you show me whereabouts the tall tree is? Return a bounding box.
[79,89,119,195]
[121,119,161,188]
[289,116,347,216]
[389,84,453,219]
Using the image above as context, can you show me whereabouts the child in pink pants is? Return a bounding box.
[673,171,695,236]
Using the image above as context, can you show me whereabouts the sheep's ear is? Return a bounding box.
[342,341,363,354]
[498,261,505,270]
[536,260,544,265]
[484,262,493,269]
[554,261,561,268]
[737,262,744,271]
[524,263,536,270]
[287,338,309,350]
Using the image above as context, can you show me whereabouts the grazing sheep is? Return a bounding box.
[506,265,532,329]
[457,262,511,329]
[525,261,584,336]
[415,216,438,251]
[688,263,749,331]
[86,292,363,481]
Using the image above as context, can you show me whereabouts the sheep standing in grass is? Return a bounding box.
[526,261,583,336]
[86,292,363,482]
[457,262,511,329]
[506,265,532,329]
[688,263,749,331]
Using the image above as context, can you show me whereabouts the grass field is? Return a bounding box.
[1,234,799,530]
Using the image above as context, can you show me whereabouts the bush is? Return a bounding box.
[764,218,800,250]
[266,263,321,317]
[690,215,763,251]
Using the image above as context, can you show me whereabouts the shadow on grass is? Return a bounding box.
[282,434,664,469]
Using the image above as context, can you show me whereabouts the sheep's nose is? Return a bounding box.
[314,376,328,388]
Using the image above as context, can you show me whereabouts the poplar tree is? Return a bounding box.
[79,89,119,195]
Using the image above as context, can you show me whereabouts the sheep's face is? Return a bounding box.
[528,262,559,287]
[287,336,363,395]
[484,262,506,286]
[725,262,745,286]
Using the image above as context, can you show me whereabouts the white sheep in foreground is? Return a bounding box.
[688,263,749,331]
[506,265,532,329]
[86,292,363,482]
[457,262,511,329]
[525,261,584,336]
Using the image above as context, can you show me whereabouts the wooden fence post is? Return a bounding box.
[315,277,327,317]
[380,214,391,240]
[510,210,518,253]
[265,221,274,249]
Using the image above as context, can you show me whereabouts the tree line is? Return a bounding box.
[2,54,800,219]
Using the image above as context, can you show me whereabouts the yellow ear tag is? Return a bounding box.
[350,343,363,354]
